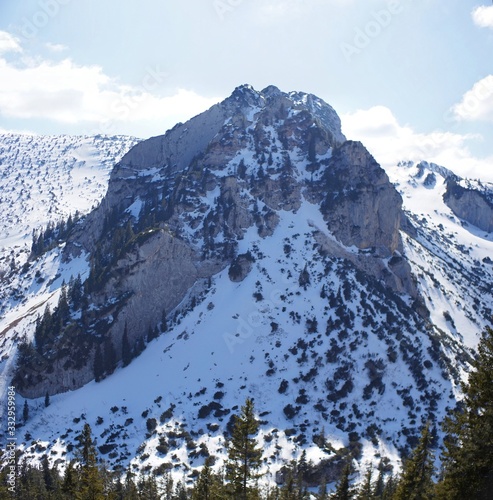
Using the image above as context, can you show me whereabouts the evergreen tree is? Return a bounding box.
[238,159,247,179]
[332,463,354,500]
[317,479,329,500]
[381,474,397,500]
[226,398,262,499]
[373,468,385,499]
[70,274,84,310]
[356,465,374,500]
[279,466,296,499]
[17,457,48,499]
[147,325,159,343]
[44,391,50,408]
[62,461,79,498]
[175,480,189,500]
[137,474,161,500]
[295,450,310,496]
[394,424,435,500]
[438,324,493,499]
[42,454,65,497]
[76,423,105,500]
[298,265,310,290]
[103,337,117,375]
[192,458,214,500]
[163,469,175,499]
[122,468,139,500]
[57,285,70,323]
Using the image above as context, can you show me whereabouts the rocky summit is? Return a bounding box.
[1,85,493,487]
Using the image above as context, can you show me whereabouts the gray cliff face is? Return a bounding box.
[20,85,418,397]
[93,230,224,350]
[19,359,94,399]
[318,141,403,255]
[444,180,493,233]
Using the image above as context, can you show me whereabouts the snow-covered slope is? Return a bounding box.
[387,161,493,349]
[0,133,140,260]
[9,201,455,483]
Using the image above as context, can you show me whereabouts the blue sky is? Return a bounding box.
[0,0,492,179]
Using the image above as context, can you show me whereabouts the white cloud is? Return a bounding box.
[0,33,220,137]
[472,5,493,29]
[452,75,493,122]
[0,31,22,55]
[45,42,68,53]
[341,106,493,182]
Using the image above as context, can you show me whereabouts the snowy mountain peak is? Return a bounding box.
[1,86,493,491]
[397,160,460,184]
[393,160,493,233]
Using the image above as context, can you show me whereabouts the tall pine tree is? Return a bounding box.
[438,324,493,499]
[394,423,435,500]
[76,423,105,500]
[332,462,354,500]
[356,465,374,500]
[226,398,262,499]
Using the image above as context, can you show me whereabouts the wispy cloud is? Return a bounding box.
[472,5,493,29]
[341,106,493,182]
[0,31,220,137]
[45,42,68,53]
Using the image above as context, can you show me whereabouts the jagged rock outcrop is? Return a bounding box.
[444,179,493,233]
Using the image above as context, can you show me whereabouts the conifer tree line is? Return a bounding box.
[30,212,81,259]
[13,272,167,391]
[3,325,493,499]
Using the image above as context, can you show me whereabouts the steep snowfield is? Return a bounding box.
[0,134,140,260]
[386,161,493,349]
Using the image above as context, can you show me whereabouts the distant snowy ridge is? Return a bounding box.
[0,133,140,262]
